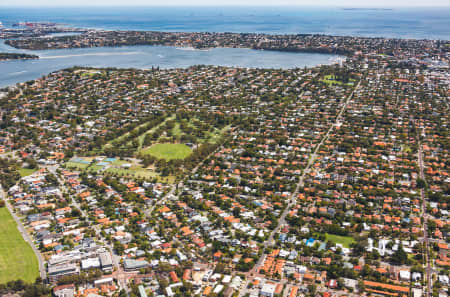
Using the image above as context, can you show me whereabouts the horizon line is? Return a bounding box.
[1,4,449,7]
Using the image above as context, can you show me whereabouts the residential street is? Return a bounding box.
[418,142,432,297]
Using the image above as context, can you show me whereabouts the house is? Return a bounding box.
[260,283,276,297]
[213,251,223,261]
[213,285,224,294]
[169,271,179,283]
[438,275,449,285]
[138,285,148,297]
[53,284,75,297]
[411,288,423,297]
[399,270,410,281]
[223,287,234,297]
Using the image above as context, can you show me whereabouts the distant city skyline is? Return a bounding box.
[2,0,450,7]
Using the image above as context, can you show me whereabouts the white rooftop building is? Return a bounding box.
[81,258,101,270]
[260,283,276,297]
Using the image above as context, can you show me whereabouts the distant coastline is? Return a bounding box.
[4,29,446,60]
[0,52,38,61]
[0,6,448,40]
[341,8,393,11]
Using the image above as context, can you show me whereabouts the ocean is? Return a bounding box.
[0,6,449,40]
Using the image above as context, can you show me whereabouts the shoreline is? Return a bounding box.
[0,44,342,88]
[0,28,446,88]
[0,52,39,61]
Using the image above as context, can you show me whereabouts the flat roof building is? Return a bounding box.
[81,258,100,270]
[48,263,78,282]
[124,259,149,271]
[99,252,113,272]
[260,283,276,297]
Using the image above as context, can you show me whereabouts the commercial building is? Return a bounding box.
[99,252,113,272]
[48,263,78,282]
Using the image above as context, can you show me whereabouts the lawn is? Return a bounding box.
[104,167,175,183]
[203,125,230,144]
[325,233,355,248]
[64,161,90,170]
[321,75,355,86]
[140,143,192,160]
[105,167,157,178]
[103,114,174,151]
[134,115,175,149]
[18,168,36,177]
[110,159,129,166]
[402,145,412,153]
[172,122,182,137]
[86,165,105,172]
[0,207,39,283]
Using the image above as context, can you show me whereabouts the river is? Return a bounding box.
[0,39,341,87]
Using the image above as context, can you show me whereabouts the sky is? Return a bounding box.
[1,0,449,7]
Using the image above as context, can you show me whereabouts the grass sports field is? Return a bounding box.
[141,143,192,160]
[325,233,355,248]
[0,207,39,283]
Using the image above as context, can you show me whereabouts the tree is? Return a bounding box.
[232,207,241,218]
[357,280,365,292]
[212,240,222,252]
[307,284,316,294]
[416,178,426,189]
[391,245,408,265]
[114,241,125,255]
[214,262,226,273]
[45,173,59,186]
[158,277,169,290]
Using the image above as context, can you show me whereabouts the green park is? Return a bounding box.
[140,143,192,160]
[0,207,39,284]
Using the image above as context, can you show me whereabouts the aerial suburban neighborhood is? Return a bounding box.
[0,15,448,297]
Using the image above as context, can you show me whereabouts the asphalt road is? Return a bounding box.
[418,142,432,297]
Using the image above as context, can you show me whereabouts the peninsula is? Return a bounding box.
[0,52,39,61]
[5,30,444,60]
